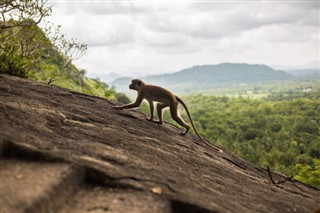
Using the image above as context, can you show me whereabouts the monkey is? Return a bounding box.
[113,79,222,153]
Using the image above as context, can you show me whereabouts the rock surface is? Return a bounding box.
[0,74,319,213]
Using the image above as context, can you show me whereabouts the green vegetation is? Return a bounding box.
[178,88,319,188]
[31,48,129,102]
[139,80,320,188]
[0,0,129,103]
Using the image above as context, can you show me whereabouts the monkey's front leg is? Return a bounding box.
[146,101,155,121]
[113,105,124,109]
[152,103,167,125]
[113,96,143,110]
[113,102,140,110]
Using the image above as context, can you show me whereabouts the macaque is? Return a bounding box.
[113,79,222,153]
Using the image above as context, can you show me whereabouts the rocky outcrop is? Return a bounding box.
[1,74,319,213]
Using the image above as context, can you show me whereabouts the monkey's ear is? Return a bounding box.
[137,80,142,86]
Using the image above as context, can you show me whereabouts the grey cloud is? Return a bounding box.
[69,14,136,47]
[75,2,149,15]
[138,30,187,48]
[46,1,319,75]
[47,1,149,16]
[287,1,320,10]
[173,2,319,38]
[50,1,319,43]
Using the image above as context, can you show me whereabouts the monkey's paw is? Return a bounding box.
[146,117,155,121]
[153,120,163,125]
[180,132,187,136]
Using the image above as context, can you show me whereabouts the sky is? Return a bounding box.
[46,1,320,77]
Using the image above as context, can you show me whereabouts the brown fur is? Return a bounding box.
[113,79,222,153]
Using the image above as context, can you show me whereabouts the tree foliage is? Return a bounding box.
[1,0,51,76]
[157,89,320,189]
[0,0,127,103]
[0,0,51,28]
[0,0,87,80]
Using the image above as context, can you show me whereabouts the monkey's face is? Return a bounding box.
[129,79,143,91]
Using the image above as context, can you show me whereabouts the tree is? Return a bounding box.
[0,0,51,29]
[114,92,131,104]
[0,0,52,77]
[45,24,87,84]
[0,0,87,80]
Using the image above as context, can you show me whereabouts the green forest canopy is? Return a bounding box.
[155,88,320,189]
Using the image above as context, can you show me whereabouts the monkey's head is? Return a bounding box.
[129,79,145,91]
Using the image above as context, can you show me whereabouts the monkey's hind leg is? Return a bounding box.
[180,125,190,135]
[170,104,190,135]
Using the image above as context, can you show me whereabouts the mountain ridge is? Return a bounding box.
[111,63,293,94]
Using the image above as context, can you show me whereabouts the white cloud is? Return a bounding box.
[77,14,136,46]
[45,1,320,76]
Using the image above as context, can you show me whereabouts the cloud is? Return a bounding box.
[45,1,319,75]
[137,29,186,47]
[77,2,149,15]
[77,14,136,46]
[47,3,137,46]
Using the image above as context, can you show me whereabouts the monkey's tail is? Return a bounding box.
[176,96,204,142]
[176,96,223,153]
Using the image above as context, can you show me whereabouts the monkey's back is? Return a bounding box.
[143,84,176,105]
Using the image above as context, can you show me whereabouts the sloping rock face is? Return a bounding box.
[0,74,319,213]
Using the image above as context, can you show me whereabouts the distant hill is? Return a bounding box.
[283,69,320,78]
[88,72,123,84]
[111,63,294,94]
